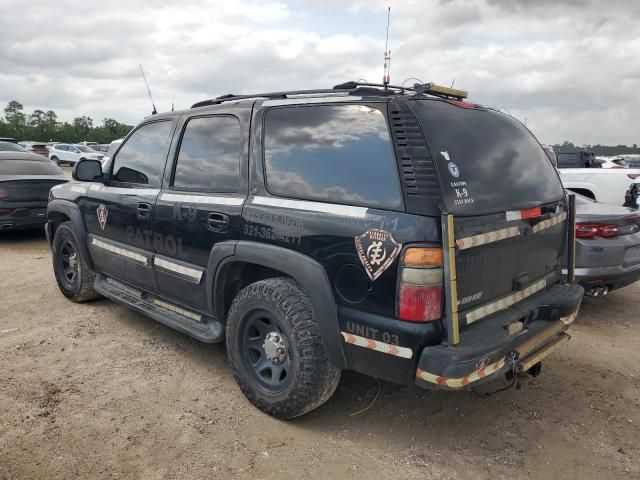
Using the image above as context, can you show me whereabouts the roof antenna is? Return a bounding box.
[139,64,157,115]
[382,6,391,89]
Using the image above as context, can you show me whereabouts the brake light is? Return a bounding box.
[520,207,542,219]
[397,247,443,322]
[0,208,10,214]
[576,223,618,239]
[628,174,640,180]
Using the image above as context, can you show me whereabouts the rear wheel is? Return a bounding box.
[226,278,341,419]
[51,156,59,165]
[52,221,101,302]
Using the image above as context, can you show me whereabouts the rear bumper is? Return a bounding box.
[0,204,48,230]
[566,234,640,291]
[415,282,584,390]
[569,265,640,291]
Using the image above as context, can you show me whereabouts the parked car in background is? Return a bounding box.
[100,138,123,167]
[569,193,640,295]
[91,144,110,155]
[594,156,628,169]
[541,145,557,166]
[0,142,27,152]
[18,142,49,156]
[49,143,104,166]
[624,178,640,209]
[558,165,640,205]
[0,137,18,144]
[620,155,640,168]
[0,152,67,230]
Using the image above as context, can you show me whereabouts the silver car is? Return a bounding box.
[571,193,640,295]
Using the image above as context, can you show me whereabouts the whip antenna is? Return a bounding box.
[139,64,157,115]
[383,6,391,89]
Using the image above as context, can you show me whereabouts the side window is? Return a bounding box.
[112,120,173,185]
[173,116,241,192]
[263,104,403,210]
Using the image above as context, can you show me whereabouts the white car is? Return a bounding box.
[594,156,628,169]
[49,143,104,166]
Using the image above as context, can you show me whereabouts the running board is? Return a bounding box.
[94,274,224,343]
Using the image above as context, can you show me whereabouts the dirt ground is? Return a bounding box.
[0,229,639,480]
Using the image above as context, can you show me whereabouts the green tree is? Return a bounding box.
[4,100,26,129]
[72,116,93,139]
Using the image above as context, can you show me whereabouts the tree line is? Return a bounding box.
[0,100,133,144]
[554,141,640,156]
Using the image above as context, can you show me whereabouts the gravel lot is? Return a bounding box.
[1,229,639,480]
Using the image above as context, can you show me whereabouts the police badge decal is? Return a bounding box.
[97,204,108,231]
[354,229,401,281]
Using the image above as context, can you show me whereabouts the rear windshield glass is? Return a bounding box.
[410,100,564,215]
[0,142,26,152]
[0,160,63,176]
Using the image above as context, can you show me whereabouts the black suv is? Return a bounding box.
[46,82,584,419]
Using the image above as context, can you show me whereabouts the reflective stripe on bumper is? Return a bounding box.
[415,307,579,389]
[341,332,413,359]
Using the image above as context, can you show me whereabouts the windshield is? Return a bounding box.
[0,142,26,152]
[76,145,96,153]
[410,99,564,215]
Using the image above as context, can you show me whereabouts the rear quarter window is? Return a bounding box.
[263,104,403,210]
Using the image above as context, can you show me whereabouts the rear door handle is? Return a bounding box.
[207,212,229,231]
[137,202,152,219]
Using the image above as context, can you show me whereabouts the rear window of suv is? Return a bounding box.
[410,99,564,215]
[263,104,403,210]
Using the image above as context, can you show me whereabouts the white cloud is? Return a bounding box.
[0,0,638,145]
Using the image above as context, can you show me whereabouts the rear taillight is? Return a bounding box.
[0,187,7,199]
[577,216,640,239]
[576,223,619,239]
[628,174,640,180]
[397,247,443,322]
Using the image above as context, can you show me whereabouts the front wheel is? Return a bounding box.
[226,278,341,419]
[52,221,101,302]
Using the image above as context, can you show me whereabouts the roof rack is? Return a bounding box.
[190,81,468,108]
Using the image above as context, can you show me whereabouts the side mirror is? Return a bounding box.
[73,158,103,182]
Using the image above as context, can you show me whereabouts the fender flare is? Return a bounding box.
[47,199,94,269]
[206,241,347,369]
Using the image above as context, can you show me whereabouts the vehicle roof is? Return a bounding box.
[0,152,51,162]
[179,82,474,116]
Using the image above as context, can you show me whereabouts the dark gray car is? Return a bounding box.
[569,193,640,295]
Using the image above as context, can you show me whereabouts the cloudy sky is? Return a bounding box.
[1,0,639,145]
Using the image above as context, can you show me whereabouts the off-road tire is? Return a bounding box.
[52,221,101,302]
[226,278,341,419]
